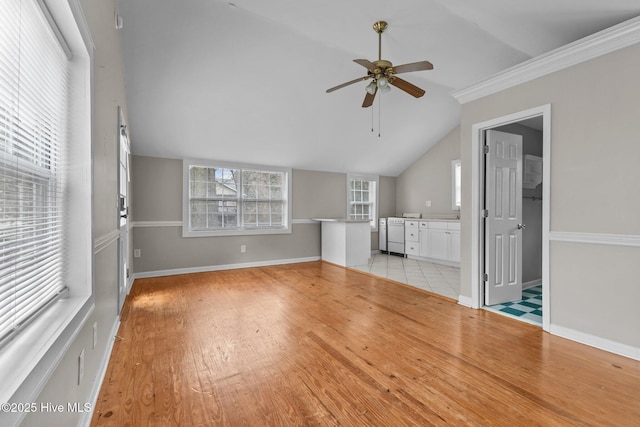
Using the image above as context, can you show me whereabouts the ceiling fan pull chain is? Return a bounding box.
[371,100,374,133]
[378,92,382,138]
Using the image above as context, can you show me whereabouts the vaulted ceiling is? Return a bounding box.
[117,0,640,176]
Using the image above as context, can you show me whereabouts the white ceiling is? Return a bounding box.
[117,0,640,176]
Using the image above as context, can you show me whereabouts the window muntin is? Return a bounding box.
[347,174,378,230]
[184,161,291,236]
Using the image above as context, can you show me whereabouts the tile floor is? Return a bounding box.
[353,254,543,328]
[484,285,543,327]
[352,253,460,300]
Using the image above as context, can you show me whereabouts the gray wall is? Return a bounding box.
[494,123,543,285]
[396,126,461,218]
[22,0,128,425]
[131,156,396,274]
[459,42,640,350]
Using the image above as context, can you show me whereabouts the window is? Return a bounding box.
[0,0,71,347]
[0,0,92,406]
[347,174,378,230]
[183,160,291,237]
[452,159,461,210]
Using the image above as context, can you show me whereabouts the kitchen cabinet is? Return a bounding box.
[313,218,371,267]
[405,220,420,256]
[413,220,460,266]
[426,224,449,260]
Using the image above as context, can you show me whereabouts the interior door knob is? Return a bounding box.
[517,223,526,230]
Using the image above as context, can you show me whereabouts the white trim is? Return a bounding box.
[523,279,542,290]
[182,159,293,238]
[1,299,93,426]
[457,295,473,308]
[132,256,321,280]
[550,324,640,361]
[550,231,640,248]
[131,219,317,227]
[451,159,461,211]
[94,229,119,253]
[469,104,551,333]
[452,16,640,104]
[346,173,380,232]
[79,317,120,427]
[292,218,318,224]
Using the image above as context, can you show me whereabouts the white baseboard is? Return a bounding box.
[80,317,121,427]
[457,295,474,308]
[550,324,640,361]
[132,256,321,280]
[523,279,542,290]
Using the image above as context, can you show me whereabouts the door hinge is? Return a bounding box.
[483,145,489,154]
[481,209,488,218]
[483,273,488,282]
[126,268,130,279]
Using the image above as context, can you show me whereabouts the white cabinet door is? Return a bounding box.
[427,229,449,260]
[419,229,429,257]
[406,241,420,256]
[449,230,461,263]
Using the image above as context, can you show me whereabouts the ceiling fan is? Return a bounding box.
[326,21,433,108]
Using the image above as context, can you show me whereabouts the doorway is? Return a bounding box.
[469,105,551,331]
[117,107,130,314]
[483,123,544,326]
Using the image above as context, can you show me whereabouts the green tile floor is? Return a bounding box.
[484,285,543,326]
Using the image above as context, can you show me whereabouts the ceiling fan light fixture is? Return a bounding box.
[380,83,391,94]
[377,76,388,87]
[366,81,377,94]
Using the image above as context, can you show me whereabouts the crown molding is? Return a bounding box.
[451,16,640,104]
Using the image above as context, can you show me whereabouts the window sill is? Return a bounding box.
[0,295,92,407]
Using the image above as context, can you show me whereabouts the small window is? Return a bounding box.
[347,174,378,230]
[183,160,291,237]
[452,159,461,210]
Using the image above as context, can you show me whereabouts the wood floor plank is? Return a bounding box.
[91,261,640,426]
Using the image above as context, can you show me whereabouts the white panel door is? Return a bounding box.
[485,130,523,306]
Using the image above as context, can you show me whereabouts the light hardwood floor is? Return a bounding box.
[91,261,640,426]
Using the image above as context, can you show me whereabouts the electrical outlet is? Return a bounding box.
[93,322,98,349]
[134,249,141,258]
[425,200,432,207]
[78,349,85,385]
[240,245,246,253]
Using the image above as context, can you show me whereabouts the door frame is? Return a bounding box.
[117,106,130,314]
[469,104,551,331]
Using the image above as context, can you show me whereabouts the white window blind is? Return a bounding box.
[0,0,70,346]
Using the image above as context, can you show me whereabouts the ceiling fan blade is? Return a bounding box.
[392,60,434,74]
[326,76,369,93]
[353,59,377,72]
[362,87,377,108]
[390,77,425,98]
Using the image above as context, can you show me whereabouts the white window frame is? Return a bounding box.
[347,174,379,232]
[182,159,292,237]
[452,159,461,211]
[0,0,93,416]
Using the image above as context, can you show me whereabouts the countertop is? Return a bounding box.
[398,217,460,222]
[312,218,371,223]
